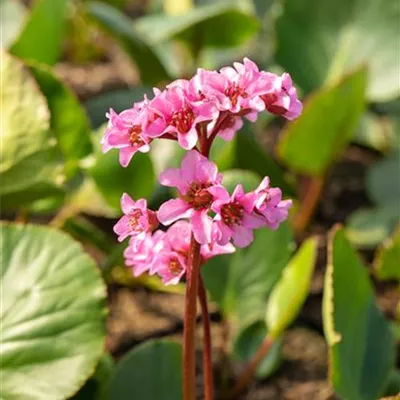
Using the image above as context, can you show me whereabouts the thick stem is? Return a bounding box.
[202,112,230,157]
[198,276,214,400]
[292,175,325,235]
[226,336,274,399]
[183,235,202,400]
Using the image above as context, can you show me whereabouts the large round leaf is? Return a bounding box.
[109,340,182,400]
[276,0,400,101]
[0,223,107,400]
[0,51,65,209]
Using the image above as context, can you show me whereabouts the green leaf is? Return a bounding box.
[109,339,182,400]
[374,229,400,281]
[87,125,156,211]
[278,68,366,176]
[366,152,400,207]
[28,62,93,166]
[346,205,399,249]
[265,237,318,339]
[0,0,27,48]
[222,169,262,193]
[86,1,170,85]
[323,227,395,400]
[71,353,114,400]
[233,321,282,379]
[202,223,294,328]
[0,223,107,400]
[10,0,68,65]
[85,88,153,129]
[135,2,259,51]
[276,0,400,101]
[0,51,64,209]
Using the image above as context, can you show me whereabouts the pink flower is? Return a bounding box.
[124,231,165,277]
[211,184,265,248]
[113,193,158,242]
[260,73,302,120]
[157,150,222,244]
[254,177,292,229]
[147,87,217,150]
[102,103,152,167]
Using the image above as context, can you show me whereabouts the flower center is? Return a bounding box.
[168,257,183,276]
[221,202,244,226]
[261,93,286,115]
[128,209,143,230]
[183,182,212,210]
[129,125,145,147]
[171,107,195,134]
[225,84,247,107]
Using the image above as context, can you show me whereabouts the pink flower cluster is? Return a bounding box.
[102,58,302,167]
[104,58,301,285]
[114,151,292,284]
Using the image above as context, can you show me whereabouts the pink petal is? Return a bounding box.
[191,210,213,244]
[181,150,203,183]
[121,193,136,214]
[232,225,253,248]
[158,198,191,225]
[119,147,135,167]
[196,159,219,184]
[159,168,182,188]
[178,128,198,150]
[215,221,232,245]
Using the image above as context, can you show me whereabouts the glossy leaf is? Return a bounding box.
[87,125,156,211]
[0,51,64,209]
[202,223,294,328]
[233,321,282,379]
[85,87,153,129]
[374,229,400,281]
[109,340,182,400]
[86,1,170,85]
[265,237,318,339]
[28,62,93,165]
[346,205,399,249]
[366,152,400,207]
[323,227,395,400]
[276,0,400,101]
[278,68,367,176]
[0,223,107,400]
[135,2,259,50]
[0,0,27,48]
[10,0,68,65]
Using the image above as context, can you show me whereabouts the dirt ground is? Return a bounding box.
[58,50,399,400]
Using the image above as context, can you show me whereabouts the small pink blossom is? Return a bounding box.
[113,193,158,242]
[157,150,222,244]
[147,87,217,149]
[124,231,165,277]
[260,73,302,120]
[102,103,152,167]
[254,177,292,229]
[211,184,265,248]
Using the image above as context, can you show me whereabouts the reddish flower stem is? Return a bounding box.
[226,335,274,399]
[183,235,202,400]
[198,276,214,400]
[292,175,325,235]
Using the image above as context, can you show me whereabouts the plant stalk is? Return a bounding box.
[183,235,202,400]
[227,335,274,399]
[198,276,214,400]
[292,175,325,235]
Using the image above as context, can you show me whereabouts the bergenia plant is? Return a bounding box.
[102,58,302,400]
